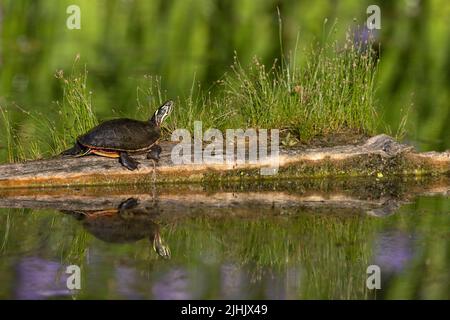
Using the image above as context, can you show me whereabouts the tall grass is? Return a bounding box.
[138,27,380,141]
[0,59,98,161]
[0,27,380,163]
[1,0,448,150]
[168,27,380,141]
[53,58,98,152]
[223,33,379,140]
[0,107,16,162]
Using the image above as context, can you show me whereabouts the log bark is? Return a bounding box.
[0,134,448,188]
[0,176,448,218]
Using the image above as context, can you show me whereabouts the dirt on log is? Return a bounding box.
[0,134,448,188]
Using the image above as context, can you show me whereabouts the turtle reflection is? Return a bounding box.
[61,198,171,259]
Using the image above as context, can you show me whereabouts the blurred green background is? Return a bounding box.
[0,0,449,151]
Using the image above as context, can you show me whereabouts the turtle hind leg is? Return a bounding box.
[119,152,140,170]
[61,142,84,156]
[147,144,162,161]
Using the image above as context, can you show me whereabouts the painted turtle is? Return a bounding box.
[61,198,171,259]
[61,100,174,170]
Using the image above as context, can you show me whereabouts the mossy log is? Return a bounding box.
[0,134,448,188]
[0,176,448,217]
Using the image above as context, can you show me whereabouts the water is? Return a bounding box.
[0,179,448,300]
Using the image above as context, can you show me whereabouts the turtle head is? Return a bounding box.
[150,100,174,127]
[152,232,171,259]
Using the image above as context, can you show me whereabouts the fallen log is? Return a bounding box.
[0,175,448,218]
[0,134,448,188]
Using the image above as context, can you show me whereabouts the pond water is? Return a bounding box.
[0,180,448,300]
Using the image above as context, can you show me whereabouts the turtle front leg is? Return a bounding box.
[147,144,162,161]
[119,152,140,170]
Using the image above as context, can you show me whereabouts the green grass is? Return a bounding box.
[1,1,448,152]
[164,27,380,142]
[0,28,381,163]
[53,57,99,151]
[0,58,99,161]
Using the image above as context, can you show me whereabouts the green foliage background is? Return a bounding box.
[0,0,449,155]
[0,1,449,299]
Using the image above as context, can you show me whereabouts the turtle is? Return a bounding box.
[61,100,174,170]
[61,198,171,259]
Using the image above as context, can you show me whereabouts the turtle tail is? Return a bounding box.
[60,142,84,156]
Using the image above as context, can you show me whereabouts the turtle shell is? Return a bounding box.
[81,211,159,243]
[77,118,160,152]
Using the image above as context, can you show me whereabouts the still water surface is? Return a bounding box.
[0,181,448,299]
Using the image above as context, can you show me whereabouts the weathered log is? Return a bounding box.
[0,175,448,218]
[0,134,448,188]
